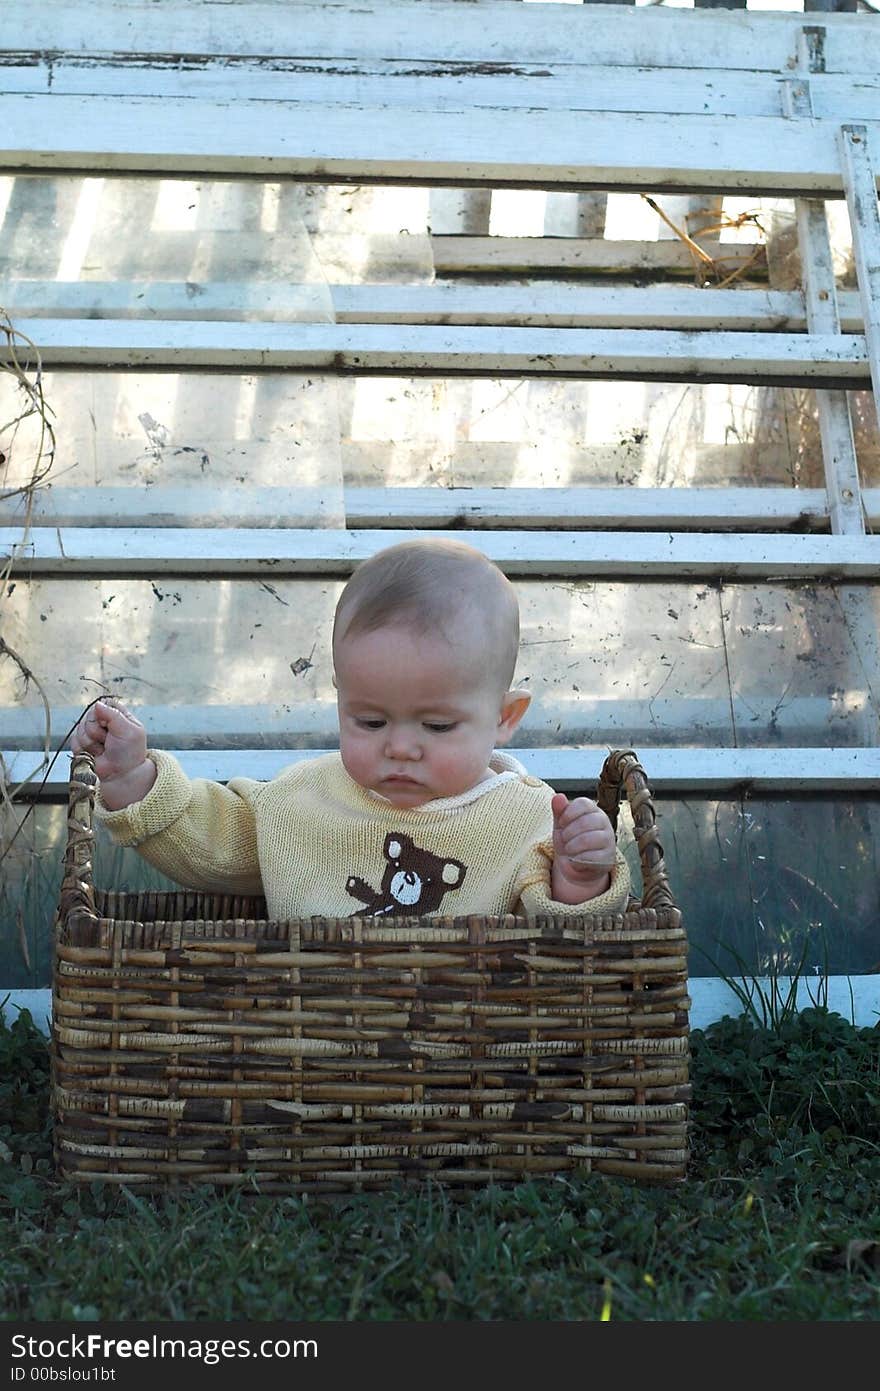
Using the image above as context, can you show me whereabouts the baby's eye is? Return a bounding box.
[424,722,457,733]
[355,718,386,730]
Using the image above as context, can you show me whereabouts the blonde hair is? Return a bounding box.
[332,539,520,692]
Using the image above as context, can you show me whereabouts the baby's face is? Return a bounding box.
[334,623,525,808]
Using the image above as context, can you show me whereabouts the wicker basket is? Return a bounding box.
[52,749,690,1191]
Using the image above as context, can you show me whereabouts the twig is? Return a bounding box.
[641,194,715,266]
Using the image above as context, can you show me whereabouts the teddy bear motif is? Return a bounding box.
[345,831,467,917]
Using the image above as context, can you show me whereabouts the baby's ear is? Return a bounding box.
[496,687,531,744]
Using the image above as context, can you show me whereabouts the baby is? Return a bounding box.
[70,538,630,920]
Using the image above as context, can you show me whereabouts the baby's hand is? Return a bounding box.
[69,699,156,808]
[549,792,617,903]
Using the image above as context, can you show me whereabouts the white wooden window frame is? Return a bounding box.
[2,1,879,1026]
[1,1,878,782]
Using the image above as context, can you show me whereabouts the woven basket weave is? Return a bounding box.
[52,748,690,1191]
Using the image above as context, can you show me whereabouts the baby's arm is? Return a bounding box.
[70,699,264,894]
[549,792,617,904]
[70,699,157,809]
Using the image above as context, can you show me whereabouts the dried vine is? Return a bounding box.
[1,311,58,968]
[640,194,769,288]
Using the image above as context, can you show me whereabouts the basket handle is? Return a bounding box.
[596,749,675,911]
[59,750,98,931]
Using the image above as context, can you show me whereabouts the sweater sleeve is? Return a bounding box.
[95,749,265,895]
[515,840,633,918]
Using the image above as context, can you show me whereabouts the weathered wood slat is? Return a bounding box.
[343,487,878,532]
[0,280,335,324]
[0,320,869,387]
[0,694,865,753]
[798,209,864,533]
[1,95,878,196]
[429,238,767,278]
[5,486,880,532]
[3,55,880,122]
[0,487,338,530]
[0,281,867,331]
[785,66,863,538]
[841,125,880,424]
[6,745,879,796]
[1,2,875,75]
[3,527,879,578]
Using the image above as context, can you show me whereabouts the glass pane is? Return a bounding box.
[0,578,340,749]
[624,795,880,981]
[0,174,432,296]
[0,368,346,526]
[2,578,877,750]
[4,792,878,989]
[0,803,183,991]
[340,376,832,490]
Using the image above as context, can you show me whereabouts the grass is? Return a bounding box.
[1,1004,879,1323]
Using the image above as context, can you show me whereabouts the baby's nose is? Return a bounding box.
[384,726,421,759]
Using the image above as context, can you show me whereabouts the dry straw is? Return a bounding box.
[52,748,690,1192]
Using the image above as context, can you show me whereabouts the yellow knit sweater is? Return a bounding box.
[97,748,632,921]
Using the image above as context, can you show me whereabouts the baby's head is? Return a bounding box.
[331,538,531,807]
